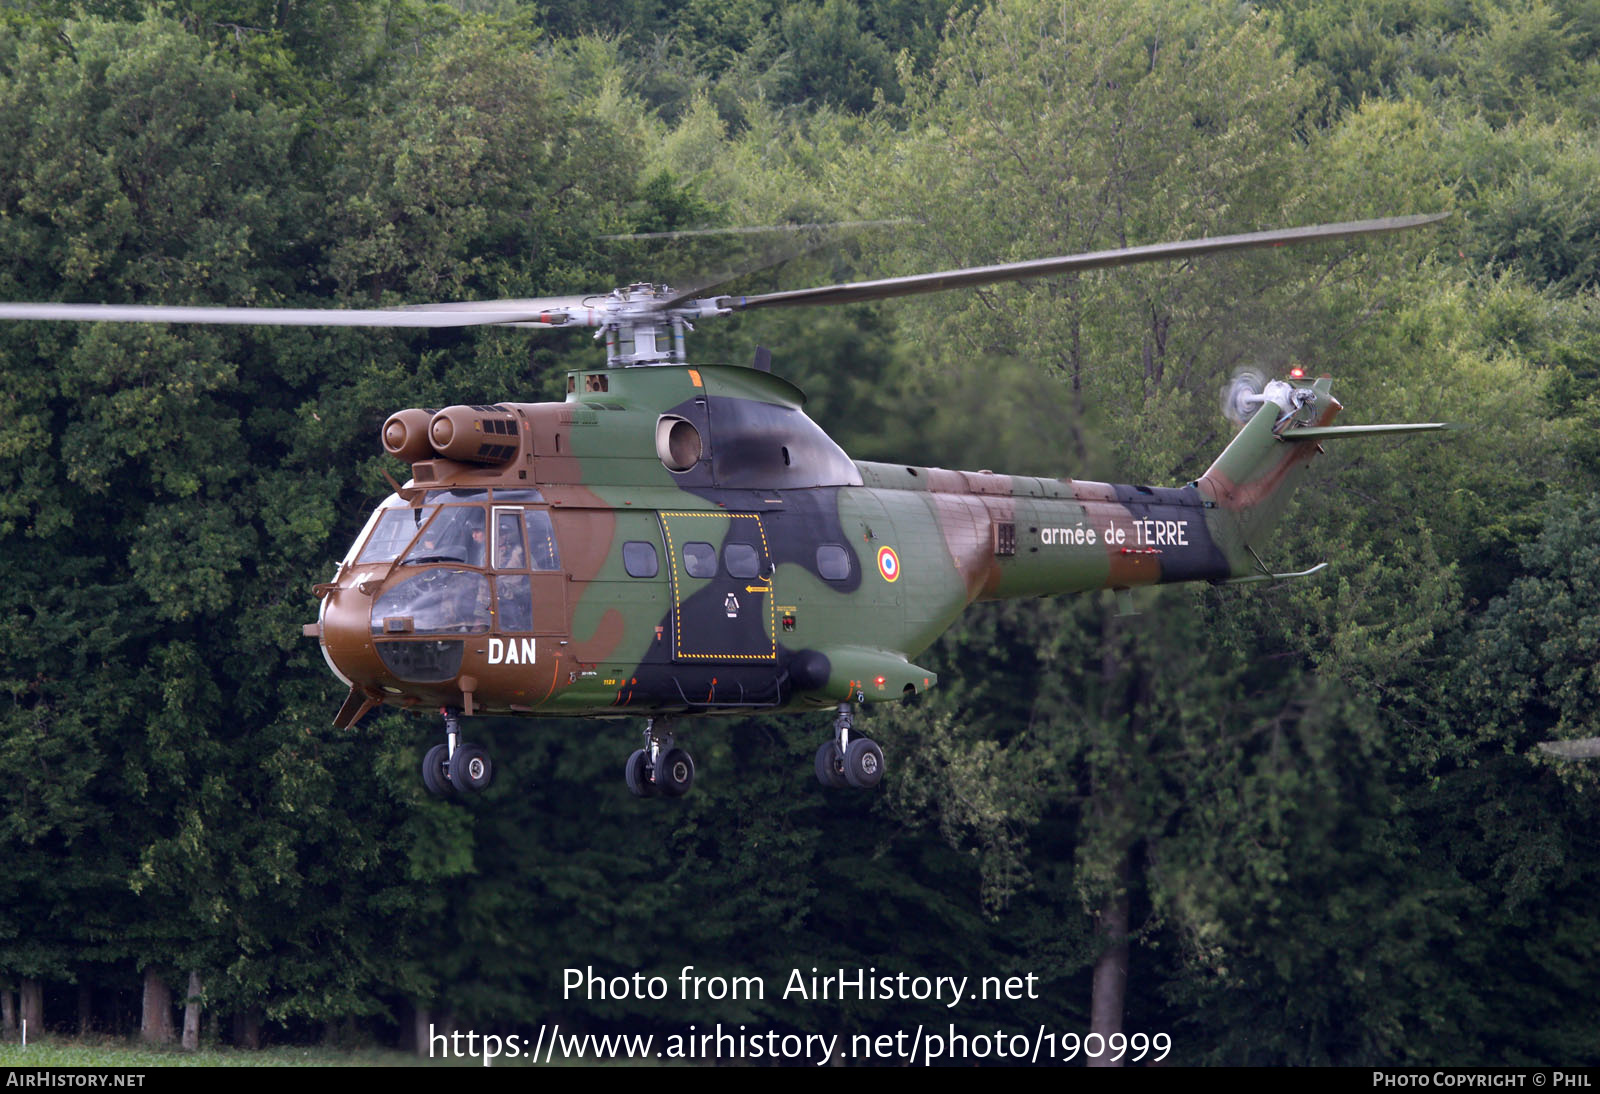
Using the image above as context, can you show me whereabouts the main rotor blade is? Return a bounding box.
[654,227,841,309]
[646,221,910,310]
[599,219,909,241]
[0,296,600,328]
[390,296,605,327]
[717,213,1449,312]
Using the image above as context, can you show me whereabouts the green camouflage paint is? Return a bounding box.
[313,366,1388,727]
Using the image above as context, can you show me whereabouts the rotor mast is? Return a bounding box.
[597,284,696,367]
[578,283,739,368]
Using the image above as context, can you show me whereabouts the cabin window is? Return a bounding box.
[682,541,717,579]
[817,544,851,581]
[724,542,760,579]
[623,541,659,578]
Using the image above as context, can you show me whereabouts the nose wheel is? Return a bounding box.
[625,718,695,798]
[816,703,883,789]
[421,709,494,797]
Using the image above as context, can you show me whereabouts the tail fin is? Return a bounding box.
[1195,375,1447,580]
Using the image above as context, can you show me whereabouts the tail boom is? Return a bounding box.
[853,372,1449,650]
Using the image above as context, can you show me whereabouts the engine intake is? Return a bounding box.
[382,405,522,465]
[381,408,437,463]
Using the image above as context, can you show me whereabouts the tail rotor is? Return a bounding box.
[1221,367,1270,426]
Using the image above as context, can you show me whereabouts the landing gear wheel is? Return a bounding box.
[422,744,454,797]
[448,742,493,794]
[657,748,695,797]
[625,749,656,798]
[843,738,884,789]
[815,740,849,789]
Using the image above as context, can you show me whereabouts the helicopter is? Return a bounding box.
[0,213,1450,799]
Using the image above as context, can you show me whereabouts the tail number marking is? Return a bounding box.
[488,637,538,664]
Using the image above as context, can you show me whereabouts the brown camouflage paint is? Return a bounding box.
[312,365,1335,726]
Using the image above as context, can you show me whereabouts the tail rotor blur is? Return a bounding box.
[1221,367,1269,427]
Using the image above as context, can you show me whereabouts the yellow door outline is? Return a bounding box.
[658,511,776,661]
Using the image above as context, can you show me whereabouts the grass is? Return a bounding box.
[0,1036,428,1067]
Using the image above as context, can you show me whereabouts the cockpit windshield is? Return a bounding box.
[355,504,546,570]
[402,506,487,566]
[356,506,439,565]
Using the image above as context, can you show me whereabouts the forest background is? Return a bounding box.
[0,0,1597,1066]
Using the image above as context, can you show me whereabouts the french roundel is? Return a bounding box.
[877,545,901,583]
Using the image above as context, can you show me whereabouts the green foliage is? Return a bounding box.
[0,0,1598,1067]
[853,0,1344,487]
[777,0,897,112]
[1457,496,1600,772]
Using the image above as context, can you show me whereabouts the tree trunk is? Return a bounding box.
[2,990,15,1039]
[19,980,43,1039]
[410,1005,431,1057]
[140,969,174,1044]
[1088,605,1135,1068]
[1087,849,1131,1067]
[181,972,201,1051]
[231,1009,261,1050]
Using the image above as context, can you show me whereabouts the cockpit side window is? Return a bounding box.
[494,510,526,571]
[495,575,533,632]
[523,510,561,571]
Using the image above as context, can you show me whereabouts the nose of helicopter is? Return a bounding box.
[317,582,388,695]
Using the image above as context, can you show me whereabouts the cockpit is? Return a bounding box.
[341,490,565,681]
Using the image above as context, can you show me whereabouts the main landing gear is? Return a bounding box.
[421,709,494,797]
[815,702,884,790]
[625,717,696,798]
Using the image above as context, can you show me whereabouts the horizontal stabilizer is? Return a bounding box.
[1280,422,1452,442]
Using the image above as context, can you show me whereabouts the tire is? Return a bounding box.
[625,749,656,798]
[843,738,884,789]
[657,748,695,797]
[448,742,494,793]
[815,740,849,789]
[422,744,454,796]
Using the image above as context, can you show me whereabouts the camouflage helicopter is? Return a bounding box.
[0,214,1449,799]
